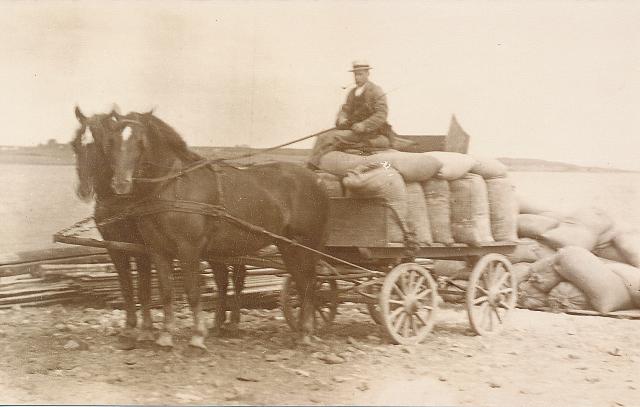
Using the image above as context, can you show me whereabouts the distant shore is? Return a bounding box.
[1,144,636,173]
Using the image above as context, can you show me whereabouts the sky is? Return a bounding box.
[1,0,639,170]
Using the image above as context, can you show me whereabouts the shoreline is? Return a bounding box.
[1,156,637,173]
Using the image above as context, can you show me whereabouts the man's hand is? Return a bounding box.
[336,117,349,129]
[351,122,366,133]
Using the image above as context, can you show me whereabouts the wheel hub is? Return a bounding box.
[404,294,418,314]
[489,283,508,306]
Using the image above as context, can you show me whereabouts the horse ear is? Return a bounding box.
[110,103,124,120]
[75,106,86,123]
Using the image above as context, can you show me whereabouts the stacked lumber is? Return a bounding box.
[0,258,285,311]
[0,274,77,309]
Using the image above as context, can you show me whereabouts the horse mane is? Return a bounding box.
[135,112,204,163]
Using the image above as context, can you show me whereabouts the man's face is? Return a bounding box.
[353,70,369,87]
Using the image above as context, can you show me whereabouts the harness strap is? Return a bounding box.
[94,198,382,276]
[133,158,215,183]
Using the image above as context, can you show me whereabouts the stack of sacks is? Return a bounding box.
[319,149,519,247]
[517,247,640,313]
[512,198,640,313]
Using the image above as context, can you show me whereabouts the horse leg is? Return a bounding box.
[228,264,247,334]
[135,255,155,342]
[108,250,137,339]
[149,253,176,348]
[277,244,317,345]
[211,263,229,336]
[179,250,208,350]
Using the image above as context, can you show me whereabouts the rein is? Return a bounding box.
[130,127,336,184]
[133,158,219,183]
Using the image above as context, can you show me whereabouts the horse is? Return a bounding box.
[104,111,329,349]
[73,107,249,342]
[72,106,154,348]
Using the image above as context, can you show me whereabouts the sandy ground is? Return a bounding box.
[0,302,638,406]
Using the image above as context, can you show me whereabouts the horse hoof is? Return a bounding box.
[138,329,156,342]
[155,332,174,348]
[116,335,137,351]
[189,335,208,351]
[299,335,313,347]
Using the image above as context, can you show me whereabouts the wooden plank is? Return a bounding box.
[0,283,71,298]
[517,306,640,320]
[0,297,77,309]
[53,235,147,254]
[0,289,78,305]
[0,245,107,266]
[326,198,403,247]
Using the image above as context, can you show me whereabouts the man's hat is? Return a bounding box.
[349,60,372,72]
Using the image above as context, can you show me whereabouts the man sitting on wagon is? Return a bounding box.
[307,60,397,169]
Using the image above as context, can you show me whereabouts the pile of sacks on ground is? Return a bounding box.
[316,149,518,246]
[512,203,640,314]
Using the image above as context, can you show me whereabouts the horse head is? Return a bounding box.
[107,112,152,195]
[71,106,120,201]
[108,111,195,195]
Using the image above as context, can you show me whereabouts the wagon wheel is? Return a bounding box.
[466,253,518,336]
[361,281,383,325]
[280,276,338,332]
[379,263,438,345]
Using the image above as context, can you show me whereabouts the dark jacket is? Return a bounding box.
[335,81,390,139]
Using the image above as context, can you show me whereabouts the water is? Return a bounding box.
[0,164,93,253]
[0,164,639,253]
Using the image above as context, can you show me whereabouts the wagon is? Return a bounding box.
[55,118,520,345]
[277,196,519,345]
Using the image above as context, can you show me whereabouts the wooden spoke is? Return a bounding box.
[389,299,404,305]
[498,300,511,310]
[393,283,406,298]
[409,314,417,335]
[475,285,488,295]
[402,316,410,337]
[473,295,488,305]
[486,304,494,331]
[393,312,407,332]
[408,269,417,290]
[414,311,429,327]
[416,288,432,300]
[493,307,504,324]
[389,306,404,322]
[494,272,509,289]
[412,275,426,295]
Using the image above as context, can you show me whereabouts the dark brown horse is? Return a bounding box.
[73,107,249,343]
[105,111,329,348]
[72,107,154,348]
